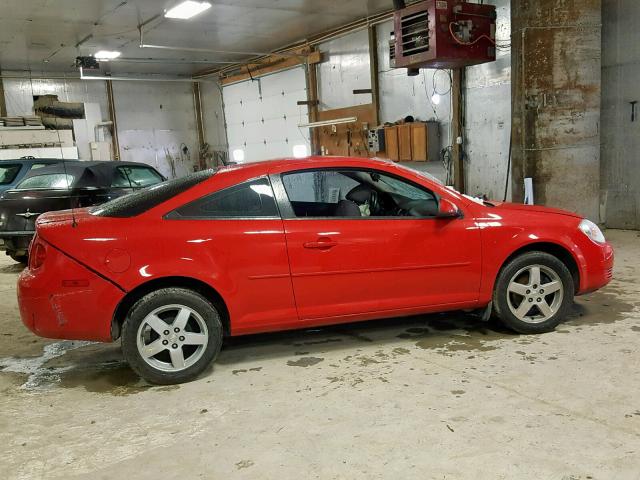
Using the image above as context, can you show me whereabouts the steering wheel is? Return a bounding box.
[369,190,380,215]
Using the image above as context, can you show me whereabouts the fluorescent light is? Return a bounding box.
[232,149,245,162]
[292,145,308,158]
[165,1,211,19]
[94,50,121,60]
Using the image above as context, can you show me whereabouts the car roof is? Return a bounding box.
[14,160,163,189]
[218,156,394,174]
[0,158,63,164]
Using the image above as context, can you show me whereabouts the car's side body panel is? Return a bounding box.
[20,156,614,343]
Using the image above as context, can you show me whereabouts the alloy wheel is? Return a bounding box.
[136,304,209,372]
[506,264,564,324]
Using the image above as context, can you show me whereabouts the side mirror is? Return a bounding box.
[437,198,461,218]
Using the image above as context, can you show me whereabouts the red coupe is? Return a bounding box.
[17,157,613,384]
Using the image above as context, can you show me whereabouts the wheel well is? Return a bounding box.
[111,277,230,340]
[501,242,580,293]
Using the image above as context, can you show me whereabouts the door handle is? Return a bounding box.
[303,239,338,249]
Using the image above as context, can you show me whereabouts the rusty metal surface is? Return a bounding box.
[511,0,602,220]
[601,0,640,229]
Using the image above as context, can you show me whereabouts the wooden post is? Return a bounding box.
[0,66,7,117]
[105,80,120,161]
[192,81,206,168]
[451,68,464,193]
[305,50,321,155]
[368,25,380,126]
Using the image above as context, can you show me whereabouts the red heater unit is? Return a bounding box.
[393,0,497,70]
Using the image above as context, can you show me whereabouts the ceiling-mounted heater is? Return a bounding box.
[391,0,497,71]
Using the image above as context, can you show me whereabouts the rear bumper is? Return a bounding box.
[17,243,124,342]
[0,232,34,253]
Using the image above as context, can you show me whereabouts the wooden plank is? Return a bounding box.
[398,124,412,161]
[220,50,322,86]
[316,104,376,158]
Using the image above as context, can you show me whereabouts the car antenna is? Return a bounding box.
[55,127,78,228]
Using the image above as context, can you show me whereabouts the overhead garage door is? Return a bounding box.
[223,67,311,163]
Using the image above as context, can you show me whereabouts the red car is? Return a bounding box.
[18,157,613,384]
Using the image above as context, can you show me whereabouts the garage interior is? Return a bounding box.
[0,0,639,478]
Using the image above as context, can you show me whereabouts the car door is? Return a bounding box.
[165,176,297,334]
[272,167,482,321]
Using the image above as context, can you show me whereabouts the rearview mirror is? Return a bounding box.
[437,198,461,219]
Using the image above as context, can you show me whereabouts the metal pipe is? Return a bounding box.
[140,44,304,58]
[298,117,358,129]
[192,82,206,167]
[79,66,206,82]
[105,80,120,161]
[116,57,239,65]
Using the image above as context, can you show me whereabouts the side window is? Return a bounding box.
[169,177,279,219]
[281,169,437,218]
[112,166,164,188]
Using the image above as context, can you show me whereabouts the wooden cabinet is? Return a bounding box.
[382,122,438,162]
[410,123,428,162]
[384,126,399,161]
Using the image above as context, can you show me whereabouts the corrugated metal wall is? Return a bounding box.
[601,0,640,229]
[511,0,602,221]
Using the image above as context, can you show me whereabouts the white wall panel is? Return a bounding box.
[223,67,310,163]
[317,29,372,110]
[375,21,452,149]
[112,81,198,178]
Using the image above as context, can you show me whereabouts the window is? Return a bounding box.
[169,177,279,219]
[112,166,164,188]
[16,173,74,190]
[93,169,215,218]
[0,164,21,185]
[281,169,438,218]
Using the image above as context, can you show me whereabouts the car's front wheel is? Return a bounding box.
[493,251,574,334]
[122,288,223,384]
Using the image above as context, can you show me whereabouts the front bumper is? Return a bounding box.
[577,241,614,295]
[18,242,124,342]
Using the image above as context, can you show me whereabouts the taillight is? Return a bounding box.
[29,240,47,270]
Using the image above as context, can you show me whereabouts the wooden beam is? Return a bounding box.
[0,64,6,117]
[105,80,120,161]
[451,68,464,193]
[305,51,321,155]
[192,81,206,168]
[219,50,322,86]
[368,26,380,126]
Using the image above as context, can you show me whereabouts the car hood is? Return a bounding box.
[487,201,582,218]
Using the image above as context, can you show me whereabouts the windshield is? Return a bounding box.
[393,163,444,186]
[0,164,21,185]
[16,173,74,190]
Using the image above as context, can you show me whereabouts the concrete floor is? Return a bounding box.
[1,230,639,480]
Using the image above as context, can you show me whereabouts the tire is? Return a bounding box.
[493,251,574,334]
[8,252,28,264]
[122,287,223,384]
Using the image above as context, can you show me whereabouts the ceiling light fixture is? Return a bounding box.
[94,50,121,60]
[165,1,212,19]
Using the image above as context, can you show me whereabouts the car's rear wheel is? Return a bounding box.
[493,251,574,334]
[122,288,223,384]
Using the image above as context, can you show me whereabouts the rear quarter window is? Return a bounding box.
[0,164,21,185]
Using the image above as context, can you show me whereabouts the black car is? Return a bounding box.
[0,158,64,196]
[0,160,165,262]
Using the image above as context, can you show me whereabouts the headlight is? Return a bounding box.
[579,219,606,244]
